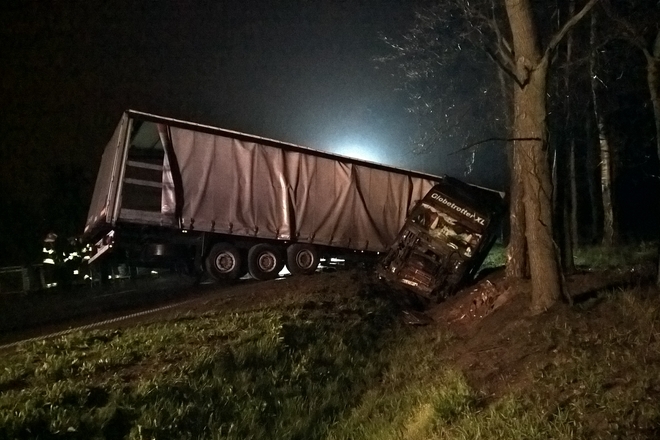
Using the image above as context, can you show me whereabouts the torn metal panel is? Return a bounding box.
[84,114,128,236]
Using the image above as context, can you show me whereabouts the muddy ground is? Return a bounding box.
[428,262,658,401]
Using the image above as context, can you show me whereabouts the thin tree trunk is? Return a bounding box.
[585,112,601,242]
[648,31,660,162]
[569,138,578,246]
[598,115,616,246]
[505,0,562,313]
[644,31,660,287]
[590,12,617,247]
[562,154,575,272]
[562,0,576,272]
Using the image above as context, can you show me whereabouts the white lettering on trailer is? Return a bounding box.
[430,193,486,226]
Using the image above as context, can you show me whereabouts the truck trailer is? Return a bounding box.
[83,110,444,281]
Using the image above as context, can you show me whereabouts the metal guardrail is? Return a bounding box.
[0,265,46,294]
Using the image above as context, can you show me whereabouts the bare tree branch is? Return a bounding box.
[449,136,543,155]
[484,46,524,86]
[544,0,601,63]
[489,0,514,61]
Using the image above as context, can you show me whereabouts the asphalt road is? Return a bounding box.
[0,274,246,349]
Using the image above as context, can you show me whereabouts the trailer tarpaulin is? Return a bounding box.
[170,127,436,252]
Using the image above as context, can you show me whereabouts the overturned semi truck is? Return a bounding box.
[84,110,441,281]
[377,177,506,300]
[83,110,505,296]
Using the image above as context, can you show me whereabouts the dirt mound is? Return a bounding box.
[425,264,657,401]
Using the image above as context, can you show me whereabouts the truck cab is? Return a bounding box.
[378,177,505,300]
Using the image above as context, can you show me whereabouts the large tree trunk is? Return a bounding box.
[516,66,562,313]
[499,59,528,279]
[505,0,562,313]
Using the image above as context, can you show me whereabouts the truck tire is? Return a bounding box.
[205,243,243,280]
[286,244,320,275]
[248,244,284,280]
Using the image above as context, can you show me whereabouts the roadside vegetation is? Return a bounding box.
[1,246,659,439]
[482,241,658,272]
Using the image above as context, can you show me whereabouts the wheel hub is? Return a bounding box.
[257,252,276,271]
[296,250,314,269]
[215,253,236,272]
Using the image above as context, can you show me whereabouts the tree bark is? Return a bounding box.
[503,64,528,279]
[495,54,527,279]
[505,0,562,313]
[506,144,528,278]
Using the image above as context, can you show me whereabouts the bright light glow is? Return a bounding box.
[43,258,55,265]
[73,269,79,275]
[334,144,381,163]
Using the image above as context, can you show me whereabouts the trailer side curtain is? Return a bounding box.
[169,127,436,251]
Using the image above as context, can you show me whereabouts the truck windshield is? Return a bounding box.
[410,202,483,258]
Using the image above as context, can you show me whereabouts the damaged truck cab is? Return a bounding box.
[378,177,505,300]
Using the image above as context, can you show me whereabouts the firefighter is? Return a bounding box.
[42,232,61,288]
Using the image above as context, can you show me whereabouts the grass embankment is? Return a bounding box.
[483,241,658,271]
[1,248,660,439]
[0,280,401,439]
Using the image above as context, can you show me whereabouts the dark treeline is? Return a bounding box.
[380,0,660,310]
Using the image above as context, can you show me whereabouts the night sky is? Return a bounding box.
[1,0,509,263]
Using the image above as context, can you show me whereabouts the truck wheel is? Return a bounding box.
[286,244,320,275]
[205,243,243,280]
[248,244,284,280]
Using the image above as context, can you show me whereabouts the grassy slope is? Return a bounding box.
[1,247,659,439]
